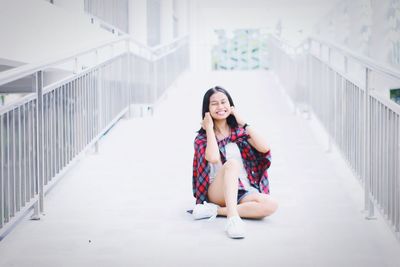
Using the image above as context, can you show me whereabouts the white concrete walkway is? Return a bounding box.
[0,71,399,267]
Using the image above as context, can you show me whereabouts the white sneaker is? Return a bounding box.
[225,215,245,239]
[192,202,219,220]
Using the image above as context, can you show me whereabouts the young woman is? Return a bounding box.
[192,86,278,239]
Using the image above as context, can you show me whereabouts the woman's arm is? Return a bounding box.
[202,112,221,163]
[246,125,270,153]
[231,107,270,153]
[205,128,220,163]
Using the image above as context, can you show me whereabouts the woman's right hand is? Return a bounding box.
[201,112,214,131]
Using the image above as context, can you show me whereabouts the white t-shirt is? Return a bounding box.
[209,142,251,190]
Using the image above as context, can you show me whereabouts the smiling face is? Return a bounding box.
[208,92,232,120]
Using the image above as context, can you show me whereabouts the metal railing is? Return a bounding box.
[270,35,400,238]
[0,35,189,238]
[84,0,129,34]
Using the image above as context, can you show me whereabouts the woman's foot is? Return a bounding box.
[192,202,219,220]
[225,215,245,239]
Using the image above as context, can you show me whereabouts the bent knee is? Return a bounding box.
[223,159,240,171]
[260,198,278,218]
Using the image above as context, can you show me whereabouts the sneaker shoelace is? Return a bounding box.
[207,213,217,221]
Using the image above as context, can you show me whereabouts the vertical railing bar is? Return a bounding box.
[80,76,84,150]
[75,79,78,158]
[93,70,96,143]
[66,83,69,163]
[60,86,64,170]
[374,100,378,201]
[58,87,62,172]
[396,114,400,231]
[377,102,381,207]
[364,68,374,218]
[52,89,56,178]
[24,102,27,202]
[84,73,88,144]
[49,92,53,179]
[382,106,385,214]
[126,42,132,117]
[380,104,383,209]
[389,110,394,224]
[16,106,21,212]
[64,84,68,166]
[27,102,31,202]
[86,73,90,145]
[20,105,25,206]
[53,89,56,172]
[385,108,388,217]
[353,85,356,171]
[355,86,358,175]
[68,81,73,161]
[88,72,92,142]
[72,80,76,160]
[79,75,86,151]
[75,78,80,153]
[87,71,94,141]
[374,103,382,209]
[385,108,390,217]
[78,77,82,152]
[394,114,397,229]
[91,71,95,141]
[11,108,16,217]
[70,81,73,162]
[44,94,48,186]
[5,112,10,223]
[0,114,4,228]
[32,70,44,217]
[86,74,90,143]
[49,92,53,182]
[96,66,101,153]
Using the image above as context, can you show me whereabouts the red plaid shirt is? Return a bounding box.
[192,126,271,204]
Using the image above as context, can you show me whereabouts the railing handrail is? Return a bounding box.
[310,36,400,79]
[0,34,189,88]
[370,89,400,115]
[87,12,127,36]
[151,35,189,55]
[271,34,400,81]
[307,36,400,114]
[0,35,129,87]
[310,36,400,80]
[151,35,188,51]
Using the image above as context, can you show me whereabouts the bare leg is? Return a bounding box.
[217,193,278,219]
[208,159,240,218]
[208,159,278,219]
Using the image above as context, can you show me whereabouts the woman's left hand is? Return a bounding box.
[230,106,246,127]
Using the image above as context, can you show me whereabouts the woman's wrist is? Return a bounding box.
[205,127,214,133]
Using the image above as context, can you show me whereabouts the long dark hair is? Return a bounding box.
[198,86,238,133]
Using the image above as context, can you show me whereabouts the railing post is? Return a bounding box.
[164,53,167,95]
[306,38,312,120]
[0,113,4,229]
[31,71,44,220]
[364,67,375,219]
[126,40,132,118]
[327,47,332,153]
[95,50,101,154]
[293,52,298,115]
[152,55,157,112]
